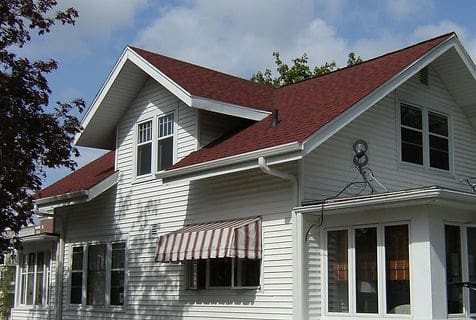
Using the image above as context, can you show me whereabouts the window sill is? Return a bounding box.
[398,161,454,179]
[13,305,52,311]
[67,304,126,312]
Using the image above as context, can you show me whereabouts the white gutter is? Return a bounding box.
[295,186,476,215]
[35,171,119,209]
[158,142,303,181]
[257,157,305,320]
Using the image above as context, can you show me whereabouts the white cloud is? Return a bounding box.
[19,0,149,59]
[134,0,354,78]
[386,0,434,21]
[411,20,466,41]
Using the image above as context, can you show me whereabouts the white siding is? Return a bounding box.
[303,65,476,201]
[51,77,297,319]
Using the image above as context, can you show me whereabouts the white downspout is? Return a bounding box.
[258,157,305,319]
[55,213,65,320]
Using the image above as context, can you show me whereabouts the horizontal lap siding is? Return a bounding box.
[59,78,295,319]
[304,66,476,201]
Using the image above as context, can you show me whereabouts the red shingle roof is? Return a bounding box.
[36,151,115,199]
[164,33,453,170]
[130,47,276,112]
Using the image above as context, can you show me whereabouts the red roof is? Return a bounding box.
[164,33,453,170]
[36,151,115,199]
[130,47,276,112]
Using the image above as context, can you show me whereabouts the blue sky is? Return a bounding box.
[23,0,476,187]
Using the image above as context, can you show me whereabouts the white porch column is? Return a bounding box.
[292,210,305,319]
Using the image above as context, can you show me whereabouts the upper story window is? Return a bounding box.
[18,251,50,306]
[135,112,175,177]
[158,113,174,171]
[70,241,126,307]
[400,103,450,171]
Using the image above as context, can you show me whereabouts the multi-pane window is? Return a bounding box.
[70,242,126,307]
[18,251,49,306]
[158,113,174,171]
[136,112,175,177]
[400,103,449,171]
[137,120,152,176]
[326,224,410,315]
[444,224,476,316]
[187,258,260,289]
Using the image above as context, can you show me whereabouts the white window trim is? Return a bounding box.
[444,222,476,318]
[133,109,178,182]
[186,258,262,290]
[67,240,128,310]
[15,250,51,308]
[396,100,454,174]
[323,222,412,318]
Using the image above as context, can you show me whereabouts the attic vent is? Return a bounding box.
[150,223,159,237]
[420,67,429,86]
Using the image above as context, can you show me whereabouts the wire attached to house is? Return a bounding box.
[460,177,476,192]
[304,139,388,242]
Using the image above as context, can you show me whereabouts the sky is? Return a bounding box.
[21,0,476,187]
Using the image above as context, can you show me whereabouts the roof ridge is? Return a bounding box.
[128,46,275,90]
[278,32,456,89]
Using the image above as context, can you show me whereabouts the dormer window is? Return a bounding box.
[399,102,450,171]
[158,113,174,171]
[137,120,153,176]
[135,111,176,178]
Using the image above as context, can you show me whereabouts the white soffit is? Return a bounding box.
[76,47,270,149]
[301,34,466,156]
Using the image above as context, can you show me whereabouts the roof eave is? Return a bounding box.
[35,171,119,210]
[295,186,476,215]
[158,142,303,182]
[302,33,460,156]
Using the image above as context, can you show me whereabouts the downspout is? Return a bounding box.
[55,212,66,320]
[258,157,305,319]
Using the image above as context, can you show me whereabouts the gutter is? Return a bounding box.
[295,186,476,215]
[257,156,304,320]
[158,141,303,181]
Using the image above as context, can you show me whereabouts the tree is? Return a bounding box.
[0,0,83,252]
[251,51,363,87]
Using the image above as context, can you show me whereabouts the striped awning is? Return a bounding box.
[155,217,261,262]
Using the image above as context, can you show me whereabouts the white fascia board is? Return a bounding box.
[21,234,59,243]
[158,142,303,182]
[453,37,476,81]
[302,35,458,156]
[35,172,119,209]
[75,47,193,145]
[295,186,476,215]
[191,96,271,121]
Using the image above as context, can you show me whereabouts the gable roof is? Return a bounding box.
[165,33,455,172]
[35,151,116,204]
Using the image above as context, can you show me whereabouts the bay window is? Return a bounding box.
[135,112,175,177]
[444,224,476,316]
[326,223,410,315]
[70,241,126,307]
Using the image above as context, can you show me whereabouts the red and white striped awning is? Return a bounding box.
[155,217,261,262]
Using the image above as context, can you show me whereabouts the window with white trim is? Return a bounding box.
[326,224,410,315]
[399,103,449,171]
[135,112,175,177]
[187,258,261,289]
[70,241,126,306]
[445,224,476,316]
[18,251,50,306]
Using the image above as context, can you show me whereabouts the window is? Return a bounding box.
[444,224,476,316]
[137,120,152,176]
[187,258,260,289]
[326,224,410,315]
[70,241,126,307]
[157,113,174,171]
[399,103,449,171]
[135,112,175,177]
[18,251,50,306]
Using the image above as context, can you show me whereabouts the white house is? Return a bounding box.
[10,32,476,320]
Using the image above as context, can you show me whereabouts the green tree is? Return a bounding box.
[0,0,83,251]
[251,51,363,87]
